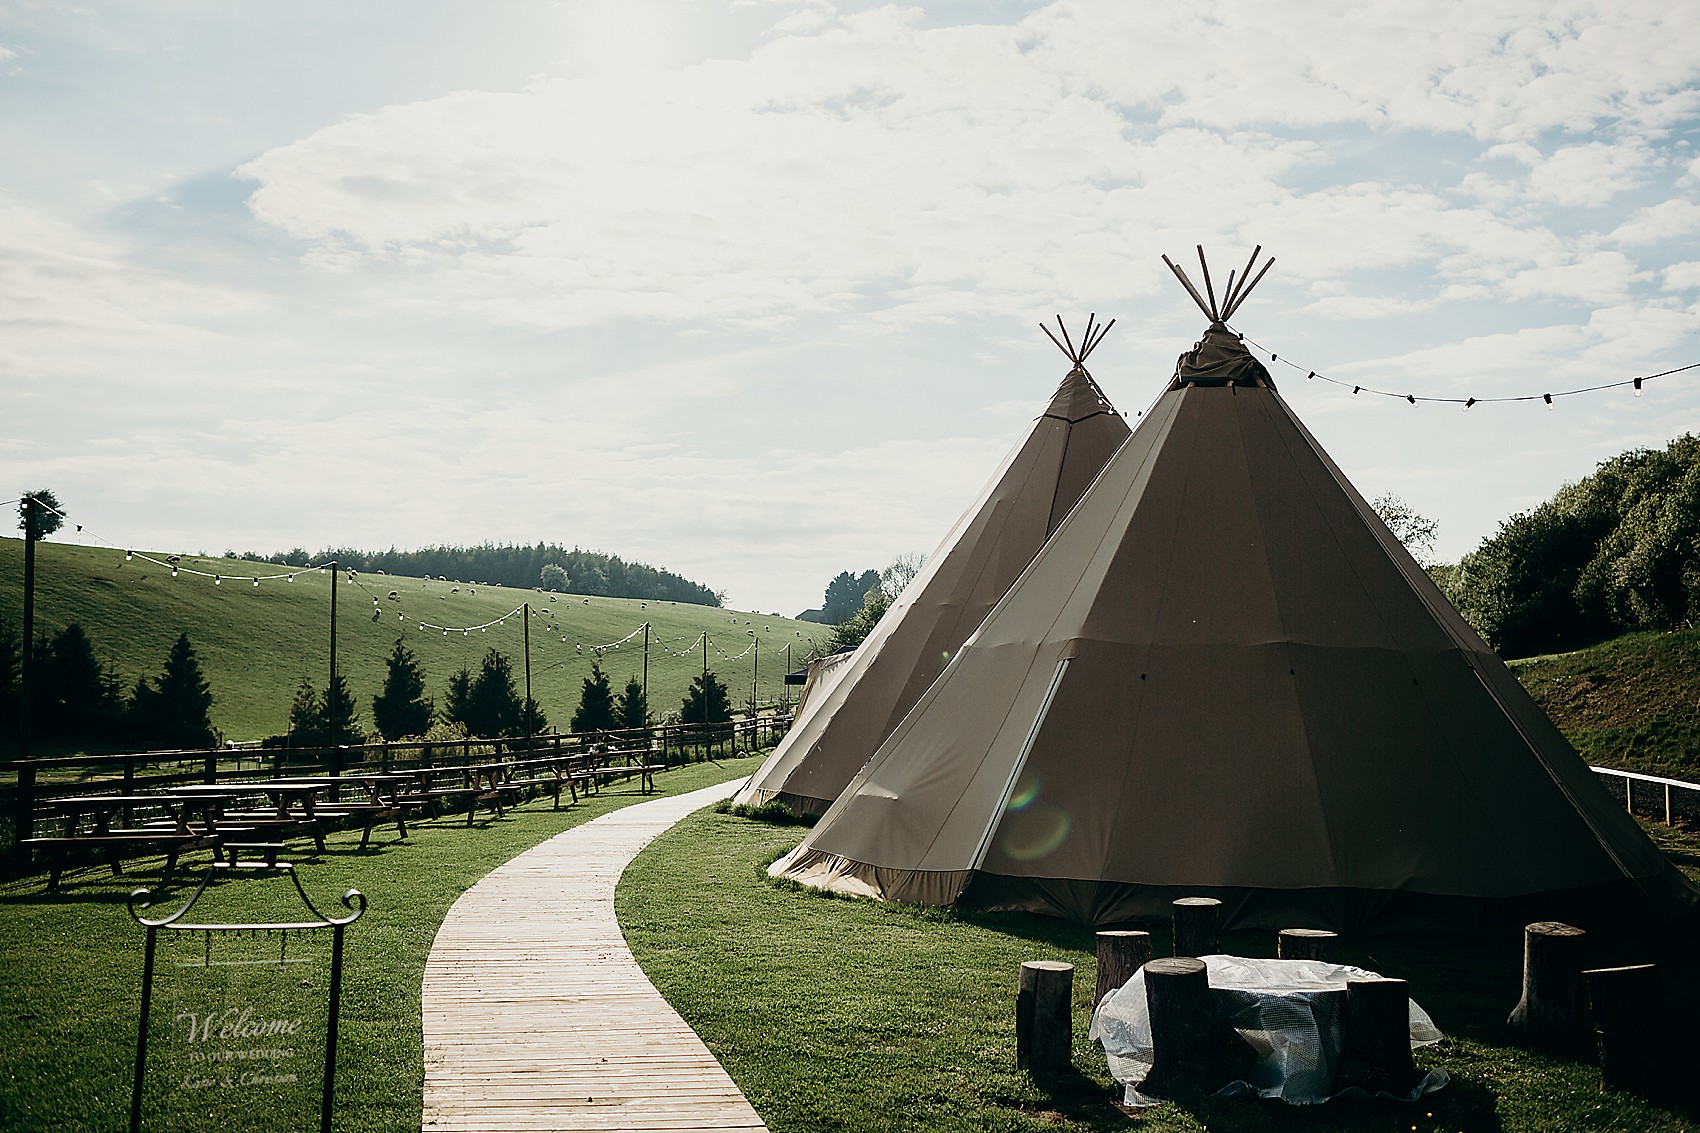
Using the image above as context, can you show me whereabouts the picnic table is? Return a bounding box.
[263,774,412,848]
[22,794,223,893]
[167,782,334,852]
[392,763,523,826]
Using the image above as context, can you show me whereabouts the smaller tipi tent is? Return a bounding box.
[736,319,1132,816]
[770,249,1697,931]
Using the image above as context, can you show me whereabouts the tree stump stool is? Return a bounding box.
[1172,896,1222,957]
[1338,977,1417,1097]
[1585,964,1668,1099]
[1138,957,1221,1097]
[1507,921,1590,1055]
[1277,928,1338,961]
[1016,960,1074,1073]
[1094,930,1153,1008]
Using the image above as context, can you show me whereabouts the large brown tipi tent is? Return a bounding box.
[770,251,1697,931]
[736,320,1132,817]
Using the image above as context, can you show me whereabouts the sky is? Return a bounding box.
[2,0,1697,616]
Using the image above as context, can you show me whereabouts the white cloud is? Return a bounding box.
[1611,199,1700,245]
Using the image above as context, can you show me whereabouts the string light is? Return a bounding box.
[1234,327,1696,408]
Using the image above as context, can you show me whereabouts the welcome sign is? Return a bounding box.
[129,864,364,1133]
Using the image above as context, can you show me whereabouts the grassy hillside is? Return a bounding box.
[0,538,834,745]
[1511,627,1700,776]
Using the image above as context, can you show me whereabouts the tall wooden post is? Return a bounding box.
[641,622,650,708]
[16,496,36,838]
[523,602,533,749]
[751,635,759,716]
[328,560,339,744]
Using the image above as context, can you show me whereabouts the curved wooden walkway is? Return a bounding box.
[422,779,768,1132]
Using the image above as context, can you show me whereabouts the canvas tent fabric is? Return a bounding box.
[734,364,1131,817]
[786,649,856,720]
[770,326,1697,931]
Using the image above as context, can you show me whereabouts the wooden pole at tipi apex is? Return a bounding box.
[1039,319,1076,365]
[1223,252,1275,321]
[1081,313,1116,361]
[1219,244,1263,318]
[1196,245,1220,321]
[1161,253,1214,321]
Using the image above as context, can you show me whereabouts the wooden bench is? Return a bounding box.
[22,794,224,894]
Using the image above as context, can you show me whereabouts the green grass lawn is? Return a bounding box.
[0,538,833,744]
[617,810,1700,1133]
[0,753,767,1133]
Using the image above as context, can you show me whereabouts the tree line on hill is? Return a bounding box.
[1439,434,1700,659]
[232,543,722,607]
[1,618,742,756]
[277,638,736,748]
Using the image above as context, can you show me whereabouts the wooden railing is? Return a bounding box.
[0,711,791,841]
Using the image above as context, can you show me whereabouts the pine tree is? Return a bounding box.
[372,638,433,740]
[287,678,323,746]
[520,696,548,737]
[0,618,19,743]
[614,675,650,731]
[39,624,124,740]
[321,674,363,745]
[570,664,616,734]
[680,670,732,740]
[467,648,523,737]
[441,667,474,731]
[135,633,217,749]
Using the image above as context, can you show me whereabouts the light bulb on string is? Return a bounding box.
[171,567,178,578]
[1464,398,1476,412]
[1406,395,1415,405]
[1635,378,1643,397]
[253,577,259,587]
[125,551,134,561]
[1544,393,1554,411]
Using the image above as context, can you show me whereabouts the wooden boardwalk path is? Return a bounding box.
[422,779,768,1132]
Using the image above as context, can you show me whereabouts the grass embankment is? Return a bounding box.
[0,754,767,1133]
[0,538,832,743]
[618,811,1700,1133]
[1512,628,1700,776]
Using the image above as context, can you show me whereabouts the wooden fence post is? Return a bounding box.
[1277,928,1337,961]
[1015,960,1074,1073]
[1094,930,1153,1008]
[14,763,35,842]
[1172,897,1222,956]
[1585,964,1667,1098]
[1339,978,1416,1096]
[1508,922,1590,1055]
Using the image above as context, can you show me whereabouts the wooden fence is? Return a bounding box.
[1,711,791,841]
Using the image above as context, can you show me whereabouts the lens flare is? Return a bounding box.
[997,806,1071,861]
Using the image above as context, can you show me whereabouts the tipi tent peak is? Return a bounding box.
[1039,312,1115,373]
